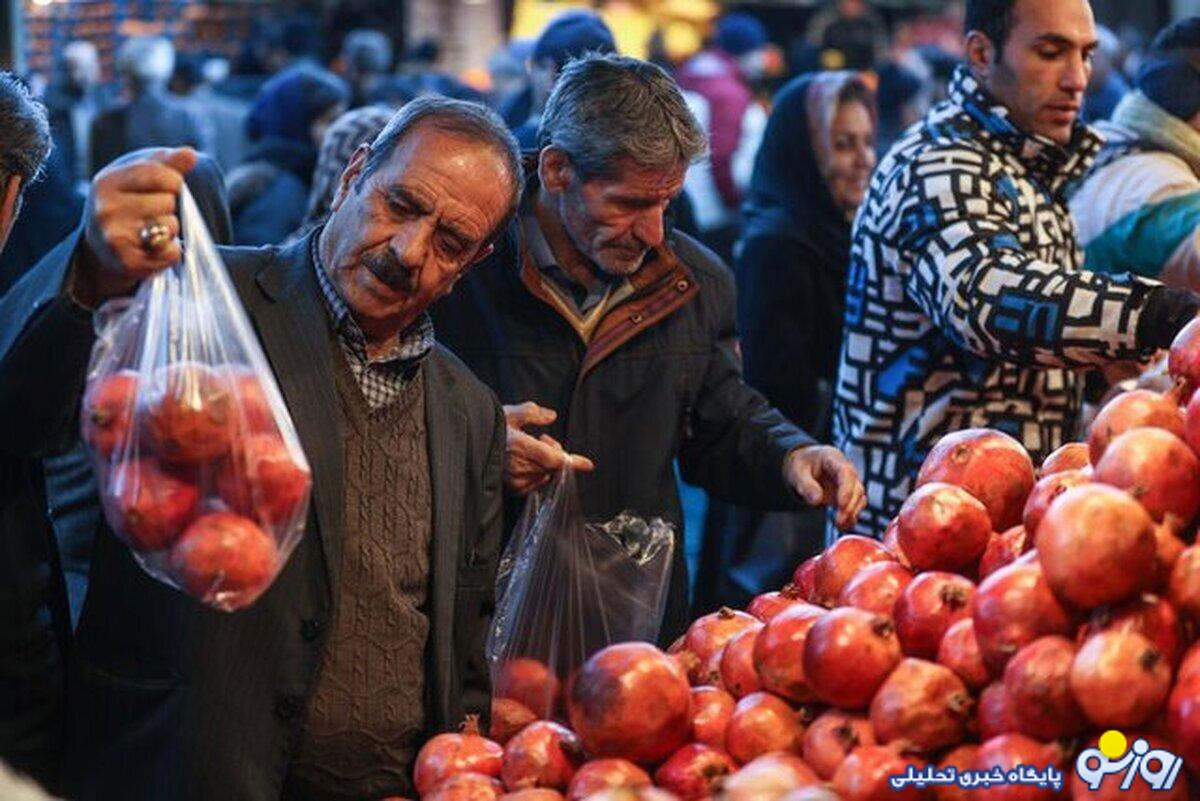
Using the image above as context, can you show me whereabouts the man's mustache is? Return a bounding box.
[363,250,417,293]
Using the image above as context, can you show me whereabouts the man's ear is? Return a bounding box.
[965,30,997,80]
[0,174,23,254]
[537,146,574,195]
[330,143,372,213]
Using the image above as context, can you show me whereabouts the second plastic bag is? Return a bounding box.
[487,467,675,720]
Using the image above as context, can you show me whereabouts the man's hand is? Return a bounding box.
[71,147,198,306]
[785,445,866,531]
[504,402,595,495]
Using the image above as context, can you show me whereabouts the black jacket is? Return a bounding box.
[1,232,505,801]
[432,221,814,642]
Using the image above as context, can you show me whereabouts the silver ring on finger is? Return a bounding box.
[138,220,172,253]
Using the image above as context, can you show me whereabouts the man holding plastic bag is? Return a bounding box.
[0,98,521,801]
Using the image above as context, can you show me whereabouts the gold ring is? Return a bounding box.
[138,221,171,252]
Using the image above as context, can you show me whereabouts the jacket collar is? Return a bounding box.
[1106,90,1200,177]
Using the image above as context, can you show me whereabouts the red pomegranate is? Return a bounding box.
[424,771,505,801]
[689,685,734,751]
[216,433,311,526]
[832,745,930,801]
[169,512,278,607]
[977,682,1018,740]
[932,745,980,801]
[1094,427,1200,527]
[564,760,650,800]
[652,744,736,800]
[1039,442,1090,477]
[494,659,561,719]
[499,791,563,800]
[1001,636,1085,740]
[1152,522,1187,592]
[869,658,971,754]
[792,556,819,601]
[803,608,902,709]
[937,618,990,690]
[1167,675,1200,772]
[897,483,992,573]
[895,572,975,660]
[916,428,1036,532]
[1169,544,1200,620]
[779,788,841,801]
[1070,630,1172,728]
[971,560,1075,673]
[802,710,875,780]
[747,584,807,622]
[104,458,200,551]
[719,627,763,699]
[972,735,1063,801]
[1078,594,1186,669]
[699,649,724,687]
[1168,317,1200,392]
[1022,469,1090,538]
[228,369,276,433]
[1071,731,1189,800]
[838,561,915,617]
[811,536,896,606]
[719,753,821,800]
[575,789,675,801]
[565,643,691,766]
[978,525,1029,580]
[490,698,537,746]
[500,721,582,792]
[415,716,504,796]
[1180,643,1200,683]
[1087,387,1186,464]
[683,608,760,682]
[143,362,235,464]
[81,370,140,458]
[1185,385,1200,457]
[724,691,804,765]
[753,603,825,702]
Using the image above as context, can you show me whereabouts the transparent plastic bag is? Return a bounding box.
[487,467,675,719]
[80,185,311,611]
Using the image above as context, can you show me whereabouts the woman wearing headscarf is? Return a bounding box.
[227,64,349,246]
[695,71,877,611]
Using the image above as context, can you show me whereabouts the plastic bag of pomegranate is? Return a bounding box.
[487,467,675,718]
[79,184,311,612]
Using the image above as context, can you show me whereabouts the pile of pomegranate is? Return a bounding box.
[408,321,1200,800]
[83,361,311,609]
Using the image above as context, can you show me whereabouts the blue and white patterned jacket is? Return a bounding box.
[832,66,1165,538]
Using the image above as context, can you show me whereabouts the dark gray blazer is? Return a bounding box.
[0,231,505,801]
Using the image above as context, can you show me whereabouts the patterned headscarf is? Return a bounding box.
[297,104,395,236]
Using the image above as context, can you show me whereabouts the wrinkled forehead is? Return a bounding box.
[582,156,688,198]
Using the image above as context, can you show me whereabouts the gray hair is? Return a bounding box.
[537,52,708,181]
[116,36,175,87]
[362,96,525,244]
[0,73,51,190]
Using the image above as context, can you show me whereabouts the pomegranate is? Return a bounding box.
[792,556,819,601]
[882,517,912,568]
[579,790,675,801]
[916,428,1035,532]
[838,561,915,617]
[1169,544,1200,620]
[724,691,804,765]
[753,603,824,702]
[976,682,1018,740]
[932,745,979,801]
[780,789,841,801]
[1185,385,1200,456]
[169,512,277,607]
[500,721,581,792]
[499,791,563,801]
[803,608,902,709]
[1038,442,1089,477]
[415,716,504,795]
[700,649,724,687]
[490,698,537,746]
[802,710,876,780]
[971,561,1075,673]
[718,753,820,800]
[104,458,200,551]
[1078,594,1186,669]
[978,525,1029,580]
[1021,470,1090,538]
[652,744,736,800]
[1070,630,1172,728]
[719,627,762,699]
[810,536,895,606]
[81,370,140,458]
[1071,731,1189,800]
[424,772,505,801]
[1168,317,1200,392]
[216,433,310,525]
[565,643,691,765]
[747,584,807,622]
[1087,387,1186,464]
[143,362,234,464]
[683,608,760,682]
[494,659,561,719]
[1094,427,1200,527]
[228,369,276,433]
[564,760,650,800]
[869,658,971,753]
[832,745,930,801]
[1179,643,1200,682]
[1167,675,1200,772]
[690,685,734,751]
[897,483,992,573]
[1152,522,1187,592]
[972,735,1063,801]
[936,618,990,690]
[895,572,975,660]
[1001,636,1085,740]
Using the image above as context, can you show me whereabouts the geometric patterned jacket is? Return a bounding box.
[832,66,1166,538]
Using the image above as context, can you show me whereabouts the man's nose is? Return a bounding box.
[633,207,665,248]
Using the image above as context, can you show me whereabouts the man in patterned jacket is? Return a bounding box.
[833,0,1200,537]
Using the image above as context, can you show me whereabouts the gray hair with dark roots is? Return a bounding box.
[0,73,51,191]
[361,96,525,244]
[537,52,708,181]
